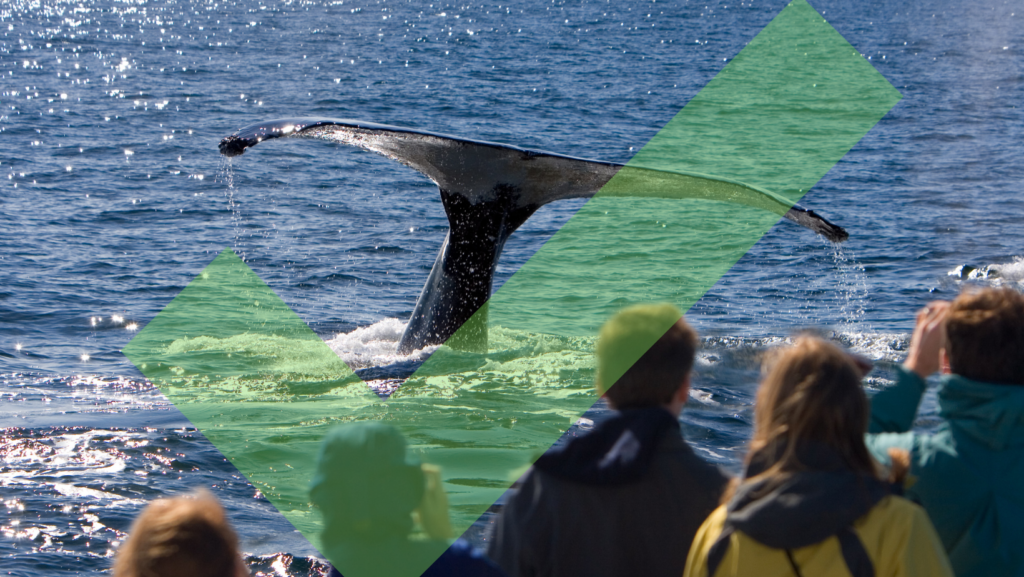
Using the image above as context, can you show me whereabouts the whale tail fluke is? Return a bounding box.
[220,118,850,352]
[219,135,249,157]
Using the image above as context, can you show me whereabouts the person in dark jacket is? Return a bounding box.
[311,422,507,577]
[866,287,1024,577]
[487,304,728,577]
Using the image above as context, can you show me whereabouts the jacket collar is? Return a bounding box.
[726,443,889,549]
[940,374,1024,451]
[533,407,680,485]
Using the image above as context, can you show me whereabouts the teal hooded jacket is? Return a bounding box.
[867,366,1024,577]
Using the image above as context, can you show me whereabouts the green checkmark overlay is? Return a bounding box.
[123,2,900,575]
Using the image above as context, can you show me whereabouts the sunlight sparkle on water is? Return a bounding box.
[271,555,289,576]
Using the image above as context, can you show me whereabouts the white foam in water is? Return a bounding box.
[324,318,436,370]
[52,483,127,502]
[702,331,911,364]
[947,256,1024,287]
[689,389,717,405]
[832,330,911,363]
[3,429,137,476]
[994,256,1024,285]
[1,430,147,512]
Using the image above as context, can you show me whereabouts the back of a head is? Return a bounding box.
[310,422,425,543]
[596,303,697,409]
[946,287,1024,385]
[752,336,875,477]
[113,491,244,577]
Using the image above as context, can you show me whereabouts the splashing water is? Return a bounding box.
[827,241,871,332]
[947,256,1024,289]
[325,318,435,370]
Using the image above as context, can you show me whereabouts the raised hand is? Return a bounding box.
[904,301,950,379]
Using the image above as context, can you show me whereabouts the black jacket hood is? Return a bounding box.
[534,407,680,485]
[726,443,890,550]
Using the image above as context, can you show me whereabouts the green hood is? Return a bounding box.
[940,375,1024,452]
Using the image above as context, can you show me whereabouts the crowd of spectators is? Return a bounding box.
[113,286,1024,577]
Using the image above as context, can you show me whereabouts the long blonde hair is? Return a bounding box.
[747,336,878,483]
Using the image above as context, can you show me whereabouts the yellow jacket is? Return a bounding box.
[684,495,954,577]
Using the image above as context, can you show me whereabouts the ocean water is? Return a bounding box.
[1,0,1022,575]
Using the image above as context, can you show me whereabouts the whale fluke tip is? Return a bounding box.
[822,222,849,243]
[219,135,251,157]
[784,206,848,243]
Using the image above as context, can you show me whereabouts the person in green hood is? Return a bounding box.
[867,287,1024,577]
[310,422,507,577]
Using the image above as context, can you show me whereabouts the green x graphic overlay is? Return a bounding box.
[123,1,901,576]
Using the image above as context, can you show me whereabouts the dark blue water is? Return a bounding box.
[2,0,1022,574]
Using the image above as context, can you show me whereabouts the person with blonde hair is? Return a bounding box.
[684,336,953,577]
[113,490,250,577]
[867,287,1024,577]
[489,304,727,577]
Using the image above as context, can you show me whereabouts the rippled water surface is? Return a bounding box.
[2,0,1022,574]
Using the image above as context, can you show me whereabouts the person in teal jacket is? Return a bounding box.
[866,287,1024,577]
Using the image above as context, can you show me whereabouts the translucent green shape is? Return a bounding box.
[413,0,900,557]
[122,248,380,547]
[124,1,902,576]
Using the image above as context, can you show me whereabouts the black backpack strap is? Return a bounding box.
[708,524,873,577]
[706,525,735,577]
[836,526,875,577]
[784,549,804,577]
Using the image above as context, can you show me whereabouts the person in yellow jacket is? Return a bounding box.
[684,337,954,577]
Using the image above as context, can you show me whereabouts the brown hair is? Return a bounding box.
[747,336,878,482]
[113,490,246,577]
[596,304,698,409]
[946,287,1024,385]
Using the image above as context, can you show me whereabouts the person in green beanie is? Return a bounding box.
[867,287,1024,577]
